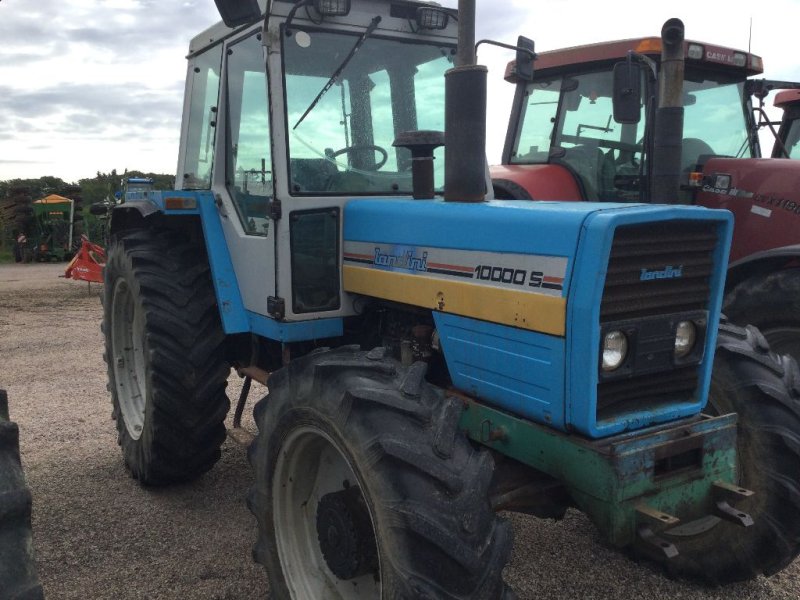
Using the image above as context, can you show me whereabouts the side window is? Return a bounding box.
[183,46,222,189]
[512,80,561,163]
[226,33,272,235]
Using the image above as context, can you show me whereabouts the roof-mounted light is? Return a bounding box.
[751,55,763,71]
[314,0,350,16]
[687,43,704,60]
[732,52,747,67]
[416,6,449,30]
[634,38,661,53]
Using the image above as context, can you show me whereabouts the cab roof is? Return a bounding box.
[505,37,763,83]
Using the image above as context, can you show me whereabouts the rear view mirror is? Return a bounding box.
[613,61,642,124]
[515,36,535,82]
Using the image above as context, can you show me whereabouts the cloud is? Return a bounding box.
[0,82,180,125]
[1,0,799,181]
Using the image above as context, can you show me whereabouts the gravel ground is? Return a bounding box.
[1,262,798,599]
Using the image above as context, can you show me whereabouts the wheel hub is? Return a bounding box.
[316,486,378,580]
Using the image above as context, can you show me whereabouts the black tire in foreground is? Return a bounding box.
[103,227,230,485]
[248,346,514,599]
[661,321,800,584]
[724,269,800,362]
[0,390,44,600]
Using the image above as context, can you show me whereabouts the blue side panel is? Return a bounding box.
[344,199,611,294]
[344,199,602,257]
[434,312,566,429]
[566,206,733,437]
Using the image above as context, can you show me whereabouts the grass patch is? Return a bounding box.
[0,248,13,264]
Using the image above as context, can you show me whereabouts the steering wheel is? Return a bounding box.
[330,144,388,170]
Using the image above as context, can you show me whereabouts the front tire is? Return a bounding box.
[102,227,230,485]
[0,390,44,600]
[662,322,800,584]
[248,346,514,599]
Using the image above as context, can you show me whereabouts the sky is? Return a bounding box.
[1,0,799,183]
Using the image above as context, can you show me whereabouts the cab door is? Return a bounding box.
[215,30,277,318]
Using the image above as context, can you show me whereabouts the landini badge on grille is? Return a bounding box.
[639,265,684,281]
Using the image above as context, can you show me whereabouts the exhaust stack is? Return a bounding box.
[444,0,487,202]
[650,18,685,204]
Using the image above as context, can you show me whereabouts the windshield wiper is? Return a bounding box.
[293,15,381,130]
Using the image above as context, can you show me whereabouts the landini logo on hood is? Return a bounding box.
[640,265,683,281]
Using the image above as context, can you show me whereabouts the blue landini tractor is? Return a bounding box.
[100,0,800,596]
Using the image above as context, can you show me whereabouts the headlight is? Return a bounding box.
[602,330,628,372]
[674,320,697,358]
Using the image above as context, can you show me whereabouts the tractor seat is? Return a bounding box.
[681,138,715,172]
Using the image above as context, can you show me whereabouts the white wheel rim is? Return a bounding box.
[272,426,381,599]
[110,278,147,440]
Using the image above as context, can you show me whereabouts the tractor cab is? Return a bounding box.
[176,0,456,322]
[122,177,155,201]
[495,37,763,204]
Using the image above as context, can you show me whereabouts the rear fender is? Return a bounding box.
[108,191,250,336]
[490,164,584,201]
[726,244,800,290]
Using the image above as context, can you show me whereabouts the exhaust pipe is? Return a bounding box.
[444,0,487,202]
[650,18,685,204]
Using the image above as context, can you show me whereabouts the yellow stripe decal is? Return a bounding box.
[343,265,566,336]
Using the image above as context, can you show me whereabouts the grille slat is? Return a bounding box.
[597,367,699,422]
[601,282,711,319]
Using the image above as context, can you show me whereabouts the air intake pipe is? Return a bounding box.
[650,18,685,204]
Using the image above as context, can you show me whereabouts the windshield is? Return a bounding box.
[682,76,752,163]
[512,71,646,202]
[283,27,454,195]
[511,66,753,202]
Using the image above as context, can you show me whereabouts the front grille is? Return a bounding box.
[597,220,718,425]
[600,221,718,321]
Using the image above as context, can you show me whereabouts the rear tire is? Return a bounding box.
[724,269,800,362]
[661,322,800,584]
[0,390,44,600]
[248,346,514,599]
[102,227,230,485]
